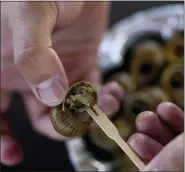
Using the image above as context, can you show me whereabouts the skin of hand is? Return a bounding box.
[127,102,184,171]
[2,3,183,170]
[1,1,126,166]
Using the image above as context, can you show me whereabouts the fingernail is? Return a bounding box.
[98,94,119,115]
[128,135,139,148]
[28,73,66,106]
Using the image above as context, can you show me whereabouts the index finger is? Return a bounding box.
[157,102,184,133]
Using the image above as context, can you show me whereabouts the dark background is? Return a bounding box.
[1,1,183,171]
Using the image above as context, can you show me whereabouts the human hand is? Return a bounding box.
[1,2,123,166]
[127,102,184,171]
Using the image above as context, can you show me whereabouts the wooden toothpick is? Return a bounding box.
[86,104,145,171]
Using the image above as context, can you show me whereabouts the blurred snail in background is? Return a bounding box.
[165,32,184,63]
[107,72,136,92]
[123,87,169,118]
[89,117,135,151]
[145,87,170,105]
[130,41,165,89]
[161,62,184,109]
[113,154,138,172]
[50,82,97,137]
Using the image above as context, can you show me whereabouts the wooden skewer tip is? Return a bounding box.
[86,105,145,171]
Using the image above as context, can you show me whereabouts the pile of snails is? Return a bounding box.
[84,31,184,170]
[49,31,184,171]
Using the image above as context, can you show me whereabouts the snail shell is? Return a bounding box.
[130,41,165,88]
[50,81,97,137]
[165,32,184,63]
[107,72,136,92]
[161,62,184,109]
[113,154,138,171]
[123,87,169,118]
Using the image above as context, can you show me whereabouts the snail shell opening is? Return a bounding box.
[161,62,184,108]
[63,81,98,112]
[50,81,98,137]
[130,41,165,88]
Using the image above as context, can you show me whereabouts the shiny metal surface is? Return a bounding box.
[65,4,184,171]
[98,4,183,73]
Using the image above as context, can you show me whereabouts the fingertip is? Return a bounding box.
[100,81,124,102]
[15,47,69,107]
[128,133,163,161]
[127,133,142,147]
[156,102,184,132]
[1,135,23,166]
[135,111,156,131]
[98,93,120,116]
[135,111,175,145]
[157,102,183,115]
[98,82,123,116]
[28,73,67,107]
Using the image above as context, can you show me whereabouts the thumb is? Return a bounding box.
[144,133,184,171]
[7,2,69,107]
